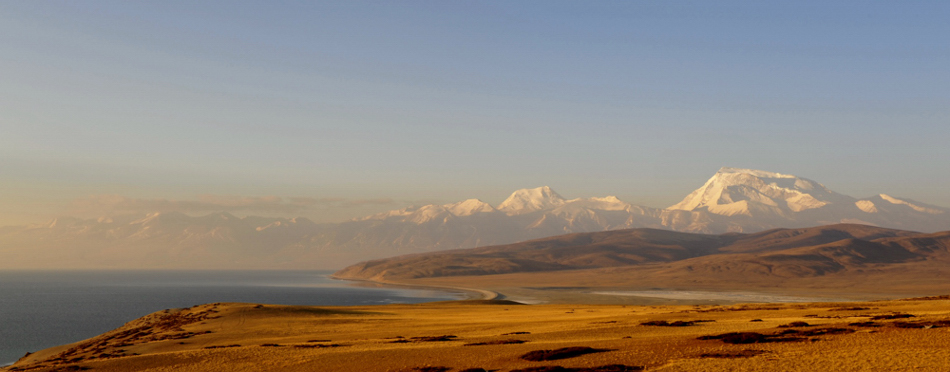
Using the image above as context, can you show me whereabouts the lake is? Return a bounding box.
[0,270,464,366]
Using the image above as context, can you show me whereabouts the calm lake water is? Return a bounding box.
[0,270,464,366]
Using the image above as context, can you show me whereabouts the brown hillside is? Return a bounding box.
[717,224,916,253]
[334,228,726,280]
[334,224,948,286]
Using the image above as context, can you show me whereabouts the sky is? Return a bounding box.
[1,1,948,226]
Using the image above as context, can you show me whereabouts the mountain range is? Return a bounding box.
[2,167,948,269]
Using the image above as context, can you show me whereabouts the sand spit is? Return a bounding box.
[329,275,501,301]
[6,297,950,372]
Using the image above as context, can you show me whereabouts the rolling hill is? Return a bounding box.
[334,224,950,295]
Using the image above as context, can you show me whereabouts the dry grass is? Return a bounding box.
[6,297,950,372]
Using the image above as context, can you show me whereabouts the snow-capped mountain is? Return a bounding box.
[1,168,947,269]
[446,199,498,216]
[496,186,567,215]
[665,167,949,232]
[861,194,945,215]
[669,167,849,216]
[360,198,498,223]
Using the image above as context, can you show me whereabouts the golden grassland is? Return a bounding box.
[7,296,950,372]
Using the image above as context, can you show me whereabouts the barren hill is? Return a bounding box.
[334,224,950,295]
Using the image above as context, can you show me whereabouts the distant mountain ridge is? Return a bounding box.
[2,167,948,269]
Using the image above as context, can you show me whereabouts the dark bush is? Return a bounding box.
[520,346,610,361]
[797,328,855,337]
[700,349,768,358]
[464,339,527,346]
[871,313,915,320]
[510,365,643,372]
[891,320,950,328]
[411,367,451,372]
[411,335,457,342]
[203,344,241,349]
[698,332,769,344]
[510,367,572,372]
[640,320,694,327]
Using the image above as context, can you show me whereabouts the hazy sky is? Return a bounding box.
[2,1,948,226]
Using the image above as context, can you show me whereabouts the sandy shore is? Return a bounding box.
[334,274,845,306]
[329,275,501,301]
[363,277,875,306]
[373,266,945,306]
[6,296,950,372]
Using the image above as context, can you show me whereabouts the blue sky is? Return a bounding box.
[1,1,948,225]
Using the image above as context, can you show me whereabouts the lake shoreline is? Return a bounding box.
[328,274,501,301]
[0,270,466,366]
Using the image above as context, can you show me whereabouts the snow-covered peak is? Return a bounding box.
[558,196,631,211]
[713,168,827,191]
[497,186,567,215]
[406,204,450,224]
[855,200,878,213]
[359,204,457,224]
[591,195,623,203]
[359,207,415,221]
[878,194,944,214]
[444,199,496,216]
[668,167,844,216]
[717,167,796,179]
